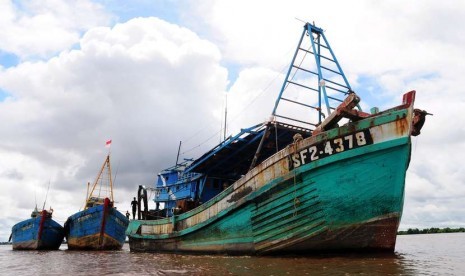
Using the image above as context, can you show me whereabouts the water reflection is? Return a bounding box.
[1,233,464,275]
[150,252,411,275]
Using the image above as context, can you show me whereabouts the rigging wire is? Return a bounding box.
[179,39,302,159]
[227,60,295,127]
[181,129,224,155]
[113,161,120,186]
[180,61,291,157]
[285,44,311,91]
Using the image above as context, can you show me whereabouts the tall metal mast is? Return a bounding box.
[272,22,357,128]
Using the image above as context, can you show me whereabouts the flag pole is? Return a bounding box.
[105,139,112,156]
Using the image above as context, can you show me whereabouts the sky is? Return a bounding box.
[1,0,464,241]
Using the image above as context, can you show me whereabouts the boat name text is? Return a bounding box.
[289,129,373,169]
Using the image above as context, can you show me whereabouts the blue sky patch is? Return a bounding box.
[352,74,389,109]
[222,61,242,90]
[0,51,20,68]
[407,72,439,82]
[96,0,181,24]
[0,88,11,101]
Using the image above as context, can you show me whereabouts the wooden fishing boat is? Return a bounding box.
[126,23,430,254]
[64,154,129,250]
[10,207,64,250]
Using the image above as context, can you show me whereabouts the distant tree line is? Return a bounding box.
[398,227,465,235]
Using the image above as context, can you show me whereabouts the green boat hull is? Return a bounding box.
[125,18,429,254]
[127,101,414,254]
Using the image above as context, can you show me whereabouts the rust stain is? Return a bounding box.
[68,233,122,250]
[394,117,409,137]
[227,186,253,203]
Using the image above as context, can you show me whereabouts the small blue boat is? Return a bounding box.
[64,154,129,250]
[10,208,64,250]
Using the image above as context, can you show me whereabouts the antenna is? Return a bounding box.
[34,183,37,209]
[42,179,51,210]
[223,92,228,141]
[175,141,182,166]
[294,17,306,24]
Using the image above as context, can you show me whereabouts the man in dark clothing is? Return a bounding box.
[125,210,130,220]
[131,197,138,220]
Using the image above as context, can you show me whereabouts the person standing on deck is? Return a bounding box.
[125,210,130,220]
[131,197,138,220]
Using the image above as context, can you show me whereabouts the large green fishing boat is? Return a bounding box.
[126,23,429,254]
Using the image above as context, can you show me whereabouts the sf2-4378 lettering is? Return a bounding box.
[289,129,373,169]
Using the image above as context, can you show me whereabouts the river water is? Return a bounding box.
[1,233,464,275]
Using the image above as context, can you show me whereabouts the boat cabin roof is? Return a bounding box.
[185,121,311,179]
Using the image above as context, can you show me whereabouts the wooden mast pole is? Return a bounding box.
[107,155,113,202]
[85,155,108,209]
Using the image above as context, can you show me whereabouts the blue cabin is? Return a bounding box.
[142,122,311,218]
[133,23,373,220]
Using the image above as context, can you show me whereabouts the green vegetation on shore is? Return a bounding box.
[398,227,465,235]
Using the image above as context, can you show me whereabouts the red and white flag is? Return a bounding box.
[105,140,112,147]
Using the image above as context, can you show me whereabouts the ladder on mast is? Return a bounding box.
[272,22,360,128]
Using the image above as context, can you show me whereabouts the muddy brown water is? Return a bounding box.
[1,233,464,275]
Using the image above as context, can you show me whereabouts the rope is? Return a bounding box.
[275,121,279,153]
[291,136,302,217]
